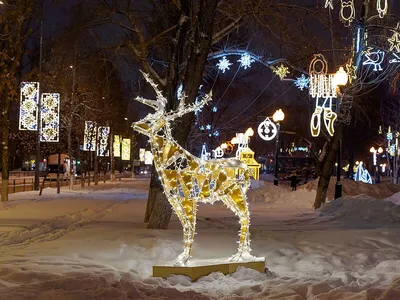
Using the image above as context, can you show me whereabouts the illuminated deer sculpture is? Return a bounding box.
[132,72,252,265]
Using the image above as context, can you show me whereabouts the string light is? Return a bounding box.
[19,82,39,131]
[294,74,309,91]
[362,48,385,71]
[346,63,357,83]
[83,121,97,151]
[388,23,400,53]
[121,138,131,161]
[340,0,356,27]
[216,56,232,73]
[377,0,388,18]
[40,93,60,142]
[132,71,252,265]
[237,52,255,69]
[325,0,333,9]
[389,53,400,64]
[114,135,121,157]
[272,64,290,80]
[354,162,372,184]
[97,126,110,156]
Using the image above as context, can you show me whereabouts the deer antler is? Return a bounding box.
[166,91,212,121]
[139,70,167,108]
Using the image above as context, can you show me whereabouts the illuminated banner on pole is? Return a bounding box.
[83,121,97,151]
[122,138,131,161]
[113,135,121,157]
[40,93,60,142]
[97,126,110,156]
[19,82,39,131]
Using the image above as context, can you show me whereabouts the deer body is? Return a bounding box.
[133,72,252,265]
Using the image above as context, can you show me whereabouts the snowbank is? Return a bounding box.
[302,178,400,200]
[317,195,400,226]
[248,181,315,209]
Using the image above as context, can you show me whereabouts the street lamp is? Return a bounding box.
[333,66,349,199]
[272,109,285,186]
[370,147,377,184]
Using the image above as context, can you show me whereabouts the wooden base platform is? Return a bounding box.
[153,257,266,281]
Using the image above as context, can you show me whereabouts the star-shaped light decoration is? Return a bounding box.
[272,64,290,80]
[388,23,400,53]
[346,63,357,83]
[216,56,233,73]
[294,74,309,91]
[324,0,333,9]
[206,124,212,130]
[237,53,255,69]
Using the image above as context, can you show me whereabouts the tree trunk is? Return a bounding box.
[110,132,115,182]
[145,0,218,229]
[314,125,343,209]
[1,96,10,202]
[94,130,99,185]
[68,120,74,190]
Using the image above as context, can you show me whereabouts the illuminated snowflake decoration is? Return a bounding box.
[237,53,255,70]
[216,56,232,73]
[206,124,212,130]
[388,23,400,53]
[213,130,220,137]
[212,107,218,112]
[97,126,110,156]
[200,125,205,131]
[294,74,310,91]
[273,64,290,80]
[19,82,39,131]
[40,93,60,142]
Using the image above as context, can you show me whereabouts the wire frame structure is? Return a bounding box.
[40,93,60,142]
[19,82,40,131]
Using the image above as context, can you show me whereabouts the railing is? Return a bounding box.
[0,172,131,195]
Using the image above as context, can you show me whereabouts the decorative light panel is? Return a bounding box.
[19,82,39,131]
[40,93,60,142]
[97,126,110,156]
[132,71,252,265]
[83,121,97,151]
[121,138,130,161]
[340,0,355,27]
[363,48,385,71]
[114,135,121,157]
[258,117,277,141]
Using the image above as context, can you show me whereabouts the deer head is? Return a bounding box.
[132,71,212,137]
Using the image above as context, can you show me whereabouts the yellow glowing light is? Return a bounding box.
[245,127,254,137]
[273,109,285,123]
[231,137,238,144]
[114,135,121,157]
[132,71,252,265]
[333,66,349,87]
[19,82,39,131]
[40,93,60,142]
[122,138,131,161]
[221,143,228,149]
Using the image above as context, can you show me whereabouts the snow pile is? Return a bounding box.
[386,191,400,205]
[303,178,400,200]
[247,181,315,209]
[318,194,400,225]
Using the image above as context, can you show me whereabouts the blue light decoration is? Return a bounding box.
[362,48,385,71]
[206,124,212,130]
[199,125,205,131]
[354,162,372,184]
[212,107,218,112]
[200,143,210,160]
[294,74,310,91]
[213,130,220,137]
[237,53,255,70]
[176,84,183,101]
[216,56,232,73]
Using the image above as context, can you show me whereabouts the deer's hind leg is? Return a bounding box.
[223,187,251,260]
[169,196,198,266]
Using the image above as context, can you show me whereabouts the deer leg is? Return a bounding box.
[173,198,197,266]
[224,189,252,261]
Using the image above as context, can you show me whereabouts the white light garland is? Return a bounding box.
[212,147,224,159]
[40,93,60,142]
[388,23,400,53]
[389,53,400,64]
[325,0,333,9]
[83,121,97,151]
[200,143,211,161]
[309,54,337,99]
[114,135,121,157]
[132,71,252,265]
[340,0,356,27]
[216,56,232,73]
[363,48,385,71]
[376,0,388,18]
[97,126,110,156]
[122,138,131,161]
[237,53,255,69]
[257,117,277,141]
[19,82,39,131]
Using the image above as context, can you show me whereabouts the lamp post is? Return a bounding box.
[370,147,377,184]
[333,66,349,199]
[272,109,285,186]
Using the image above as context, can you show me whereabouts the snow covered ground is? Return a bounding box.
[0,178,400,299]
